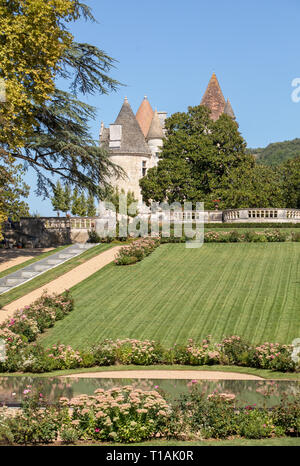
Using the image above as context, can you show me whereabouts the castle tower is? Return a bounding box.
[200,73,226,121]
[146,110,165,166]
[136,96,154,137]
[102,97,151,201]
[223,98,236,119]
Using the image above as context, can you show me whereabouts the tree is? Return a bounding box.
[71,188,86,216]
[0,158,30,225]
[62,184,72,214]
[281,156,300,208]
[51,180,65,215]
[213,165,284,209]
[51,181,72,215]
[0,1,122,196]
[86,193,96,217]
[140,105,254,208]
[105,188,138,217]
[0,0,76,147]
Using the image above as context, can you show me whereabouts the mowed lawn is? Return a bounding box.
[40,243,300,348]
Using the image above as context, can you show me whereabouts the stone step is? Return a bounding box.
[64,250,82,255]
[5,277,24,285]
[0,286,11,294]
[0,243,97,295]
[18,271,38,279]
[57,253,76,259]
[46,260,62,266]
[33,264,50,272]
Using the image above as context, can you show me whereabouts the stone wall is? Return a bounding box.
[108,153,152,202]
[9,208,300,248]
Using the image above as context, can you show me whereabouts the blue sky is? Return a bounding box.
[26,0,300,215]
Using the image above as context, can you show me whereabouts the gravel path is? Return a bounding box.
[0,248,53,273]
[64,370,263,380]
[0,246,121,323]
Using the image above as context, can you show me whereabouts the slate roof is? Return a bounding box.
[223,98,236,119]
[200,73,226,121]
[112,97,151,154]
[136,96,154,137]
[147,110,164,140]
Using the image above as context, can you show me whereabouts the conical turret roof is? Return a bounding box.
[200,73,226,121]
[147,110,164,140]
[136,96,154,137]
[223,99,236,119]
[113,97,150,154]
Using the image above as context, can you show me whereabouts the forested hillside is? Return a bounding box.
[248,138,300,166]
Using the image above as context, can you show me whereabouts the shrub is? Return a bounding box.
[46,344,83,370]
[173,388,238,439]
[220,336,251,366]
[250,342,296,372]
[115,238,160,265]
[228,230,241,242]
[92,340,117,366]
[292,232,300,242]
[114,339,164,365]
[184,338,224,365]
[88,230,101,243]
[264,230,287,242]
[237,409,279,439]
[60,386,171,443]
[272,395,300,435]
[0,291,74,342]
[60,427,79,445]
[5,389,63,445]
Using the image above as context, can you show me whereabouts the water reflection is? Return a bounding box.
[0,376,299,407]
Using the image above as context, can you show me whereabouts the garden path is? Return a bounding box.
[0,248,53,272]
[0,245,122,324]
[63,370,263,380]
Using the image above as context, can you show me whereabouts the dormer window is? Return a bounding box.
[142,160,147,176]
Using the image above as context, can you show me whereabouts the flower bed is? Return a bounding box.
[60,385,171,443]
[114,238,160,265]
[0,292,74,373]
[0,385,299,444]
[204,229,289,243]
[0,330,297,373]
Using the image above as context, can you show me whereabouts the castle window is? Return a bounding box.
[142,161,147,177]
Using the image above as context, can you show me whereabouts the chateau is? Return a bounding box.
[100,73,235,202]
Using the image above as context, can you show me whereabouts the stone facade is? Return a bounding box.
[100,96,165,202]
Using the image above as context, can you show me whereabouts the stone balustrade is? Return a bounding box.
[223,208,300,223]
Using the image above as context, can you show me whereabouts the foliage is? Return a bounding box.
[0,1,121,196]
[51,180,65,214]
[214,165,284,209]
[0,0,75,147]
[281,156,300,209]
[140,105,254,208]
[114,238,160,265]
[0,291,74,372]
[3,388,64,445]
[59,386,171,443]
[105,188,138,218]
[272,394,300,435]
[0,157,30,229]
[86,193,96,217]
[1,386,300,444]
[252,138,300,167]
[203,229,289,243]
[71,188,87,216]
